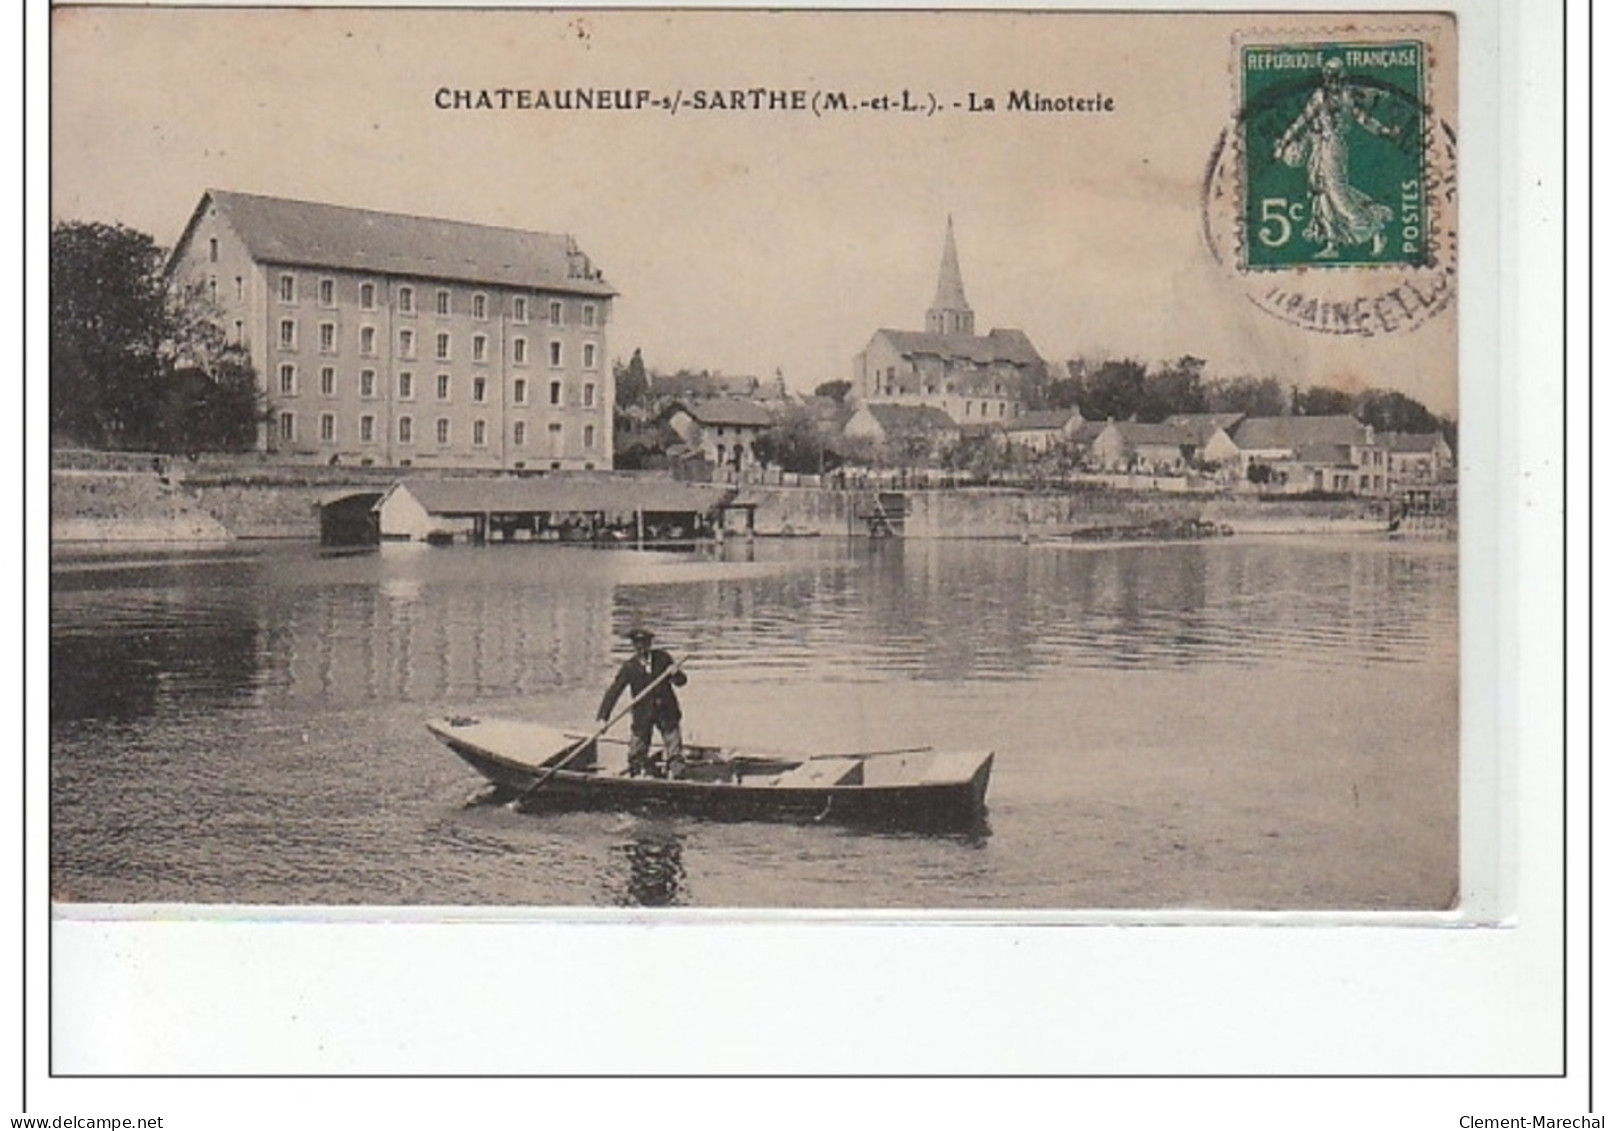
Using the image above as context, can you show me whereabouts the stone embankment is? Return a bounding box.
[50,451,1401,544]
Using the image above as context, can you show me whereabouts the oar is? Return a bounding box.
[517,654,689,800]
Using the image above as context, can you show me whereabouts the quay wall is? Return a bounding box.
[50,454,1399,543]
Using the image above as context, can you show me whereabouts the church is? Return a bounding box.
[853,218,1047,425]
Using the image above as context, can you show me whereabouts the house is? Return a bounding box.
[1382,431,1456,484]
[1089,421,1195,472]
[662,398,777,471]
[165,189,616,470]
[374,476,733,543]
[1227,415,1388,494]
[1004,408,1083,453]
[843,403,961,461]
[853,218,1047,424]
[1163,413,1246,465]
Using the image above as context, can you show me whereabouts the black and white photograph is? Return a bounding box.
[30,0,1576,1109]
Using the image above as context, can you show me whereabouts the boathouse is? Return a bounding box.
[375,476,742,544]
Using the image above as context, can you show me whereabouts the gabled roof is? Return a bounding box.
[1230,415,1369,450]
[1006,409,1078,433]
[1164,412,1246,444]
[384,476,731,515]
[870,327,1045,368]
[670,398,776,428]
[1104,420,1192,446]
[860,403,960,435]
[1381,431,1450,453]
[1070,419,1108,444]
[181,190,616,296]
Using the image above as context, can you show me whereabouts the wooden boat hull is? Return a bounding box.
[427,716,992,833]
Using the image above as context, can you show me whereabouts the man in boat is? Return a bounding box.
[597,628,688,777]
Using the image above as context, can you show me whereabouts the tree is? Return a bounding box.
[753,404,835,474]
[814,379,852,404]
[52,221,262,451]
[1081,359,1148,422]
[1204,375,1288,417]
[614,348,650,409]
[1293,384,1355,417]
[1353,389,1442,435]
[1141,355,1207,420]
[51,221,171,446]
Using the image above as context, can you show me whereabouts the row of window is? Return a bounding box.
[273,272,598,327]
[275,411,596,450]
[274,364,598,407]
[274,321,598,368]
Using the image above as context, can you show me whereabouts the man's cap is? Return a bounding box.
[628,628,655,642]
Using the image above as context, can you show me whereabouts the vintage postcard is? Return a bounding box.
[37,0,1562,1095]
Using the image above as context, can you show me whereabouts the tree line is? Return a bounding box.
[1038,355,1457,446]
[51,221,263,452]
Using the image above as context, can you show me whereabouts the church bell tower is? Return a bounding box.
[925,216,975,337]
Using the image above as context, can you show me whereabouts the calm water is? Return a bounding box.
[49,535,1459,910]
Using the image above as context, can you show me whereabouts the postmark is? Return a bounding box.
[1202,31,1456,337]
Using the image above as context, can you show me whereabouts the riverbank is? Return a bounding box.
[50,453,1420,544]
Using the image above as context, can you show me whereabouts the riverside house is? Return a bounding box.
[166,189,616,471]
[1228,415,1388,495]
[661,397,777,474]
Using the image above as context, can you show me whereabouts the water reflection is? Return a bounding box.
[614,822,686,907]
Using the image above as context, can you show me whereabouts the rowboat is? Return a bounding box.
[426,716,994,833]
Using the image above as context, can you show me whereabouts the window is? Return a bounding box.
[279,319,297,350]
[398,286,415,314]
[318,278,335,307]
[398,416,414,444]
[549,300,563,324]
[583,382,596,408]
[360,369,376,398]
[513,421,527,446]
[548,341,563,368]
[360,415,376,443]
[582,303,596,328]
[513,379,528,404]
[584,424,596,449]
[398,371,414,400]
[513,296,529,323]
[472,335,488,363]
[208,237,218,263]
[232,319,243,344]
[398,329,416,358]
[513,338,528,365]
[582,343,597,369]
[436,418,451,446]
[360,282,376,310]
[547,422,563,457]
[436,289,451,316]
[473,419,487,446]
[549,380,562,406]
[279,274,296,303]
[318,322,337,354]
[319,412,336,442]
[208,277,218,305]
[234,276,243,301]
[437,373,451,401]
[279,412,296,442]
[360,326,376,356]
[320,366,335,396]
[473,377,487,403]
[436,332,451,361]
[278,363,297,396]
[472,293,488,320]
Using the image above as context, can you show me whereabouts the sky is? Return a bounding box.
[51,6,1460,414]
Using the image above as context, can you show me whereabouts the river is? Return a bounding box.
[49,534,1458,910]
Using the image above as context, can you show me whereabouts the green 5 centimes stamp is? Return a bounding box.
[1241,42,1426,269]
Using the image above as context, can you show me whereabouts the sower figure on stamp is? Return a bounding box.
[597,628,688,778]
[1273,56,1400,259]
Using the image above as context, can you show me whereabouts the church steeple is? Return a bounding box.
[926,216,974,337]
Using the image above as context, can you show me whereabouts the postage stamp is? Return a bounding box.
[1201,24,1456,337]
[1240,41,1426,269]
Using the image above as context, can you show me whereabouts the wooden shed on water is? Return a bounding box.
[374,476,745,546]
